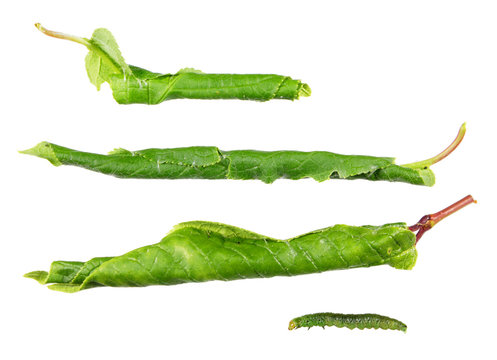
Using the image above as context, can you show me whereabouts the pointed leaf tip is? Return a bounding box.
[19,142,62,166]
[24,271,48,284]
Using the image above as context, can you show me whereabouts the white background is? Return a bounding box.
[1,1,495,359]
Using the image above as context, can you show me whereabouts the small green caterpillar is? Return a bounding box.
[20,124,465,187]
[35,24,310,103]
[288,312,407,332]
[24,196,474,293]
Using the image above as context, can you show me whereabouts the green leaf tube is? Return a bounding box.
[25,196,475,293]
[288,312,407,332]
[35,24,310,103]
[20,124,466,186]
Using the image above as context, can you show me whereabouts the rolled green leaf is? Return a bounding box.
[26,222,417,293]
[35,24,310,103]
[25,196,475,293]
[19,124,466,186]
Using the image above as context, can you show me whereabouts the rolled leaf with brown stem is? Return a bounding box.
[25,196,475,293]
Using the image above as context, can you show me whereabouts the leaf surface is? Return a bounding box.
[26,221,417,292]
[21,142,435,186]
[38,25,310,103]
